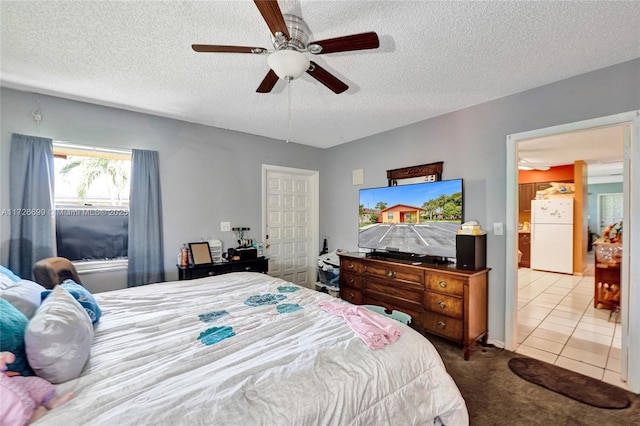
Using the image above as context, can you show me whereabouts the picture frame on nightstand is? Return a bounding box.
[189,242,213,265]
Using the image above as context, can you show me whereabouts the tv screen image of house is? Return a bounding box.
[358,179,463,258]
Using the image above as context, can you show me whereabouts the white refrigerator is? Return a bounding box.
[530,199,574,274]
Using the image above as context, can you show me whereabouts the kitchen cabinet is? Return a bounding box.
[518,232,531,268]
[519,181,573,213]
[535,182,555,193]
[518,184,536,212]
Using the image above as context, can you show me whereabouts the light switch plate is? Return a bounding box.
[220,221,231,232]
[493,222,504,235]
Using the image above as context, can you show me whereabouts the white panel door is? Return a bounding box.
[598,192,623,234]
[263,165,318,288]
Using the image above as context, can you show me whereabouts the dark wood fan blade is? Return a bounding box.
[306,61,348,94]
[192,44,266,54]
[256,69,279,93]
[308,32,379,54]
[254,0,290,39]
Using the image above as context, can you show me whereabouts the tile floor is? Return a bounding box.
[515,256,629,391]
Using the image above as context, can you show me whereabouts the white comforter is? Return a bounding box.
[37,272,468,426]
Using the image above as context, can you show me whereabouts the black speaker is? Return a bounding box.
[456,233,487,271]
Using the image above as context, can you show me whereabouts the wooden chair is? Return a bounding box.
[363,305,412,325]
[32,257,82,289]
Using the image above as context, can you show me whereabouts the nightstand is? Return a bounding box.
[177,257,268,280]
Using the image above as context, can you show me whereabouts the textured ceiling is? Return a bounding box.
[1,1,639,149]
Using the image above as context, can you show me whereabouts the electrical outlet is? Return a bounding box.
[493,222,504,235]
[220,221,231,232]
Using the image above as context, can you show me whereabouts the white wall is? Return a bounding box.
[0,88,325,285]
[322,58,640,344]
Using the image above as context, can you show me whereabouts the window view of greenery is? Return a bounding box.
[53,149,131,261]
[55,155,131,206]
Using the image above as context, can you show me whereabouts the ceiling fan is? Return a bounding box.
[518,158,551,171]
[191,0,380,94]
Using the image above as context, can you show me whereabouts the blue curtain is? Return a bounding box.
[127,149,165,286]
[8,134,56,279]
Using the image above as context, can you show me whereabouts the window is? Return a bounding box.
[53,143,131,261]
[387,213,394,220]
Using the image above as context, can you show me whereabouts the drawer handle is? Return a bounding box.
[387,270,396,278]
[348,278,355,284]
[348,263,355,270]
[438,300,446,309]
[437,321,446,330]
[349,292,355,299]
[438,280,447,289]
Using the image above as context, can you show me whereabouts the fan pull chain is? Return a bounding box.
[286,80,292,143]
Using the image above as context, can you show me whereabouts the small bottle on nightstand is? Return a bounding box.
[180,244,190,267]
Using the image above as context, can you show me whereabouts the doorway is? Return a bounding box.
[262,164,319,288]
[505,111,640,394]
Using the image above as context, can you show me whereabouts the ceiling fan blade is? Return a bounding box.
[192,44,267,54]
[253,0,290,39]
[307,61,348,94]
[256,69,279,93]
[308,32,379,54]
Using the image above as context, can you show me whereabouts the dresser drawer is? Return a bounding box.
[424,312,463,341]
[341,271,363,289]
[426,273,465,296]
[364,263,424,289]
[424,291,463,318]
[366,279,422,303]
[365,294,423,330]
[340,287,363,304]
[341,258,364,274]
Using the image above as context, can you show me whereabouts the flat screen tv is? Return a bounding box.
[358,179,463,260]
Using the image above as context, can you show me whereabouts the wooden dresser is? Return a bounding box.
[339,252,489,360]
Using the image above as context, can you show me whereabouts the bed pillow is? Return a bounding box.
[0,279,47,319]
[41,279,102,324]
[0,298,33,376]
[0,265,21,283]
[25,286,94,384]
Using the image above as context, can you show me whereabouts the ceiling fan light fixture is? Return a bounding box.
[268,50,310,81]
[518,160,551,171]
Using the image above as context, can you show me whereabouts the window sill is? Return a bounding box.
[73,259,128,275]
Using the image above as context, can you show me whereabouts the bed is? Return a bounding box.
[35,272,468,425]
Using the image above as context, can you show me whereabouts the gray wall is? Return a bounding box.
[0,88,324,283]
[588,182,624,235]
[322,58,640,343]
[1,58,638,343]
